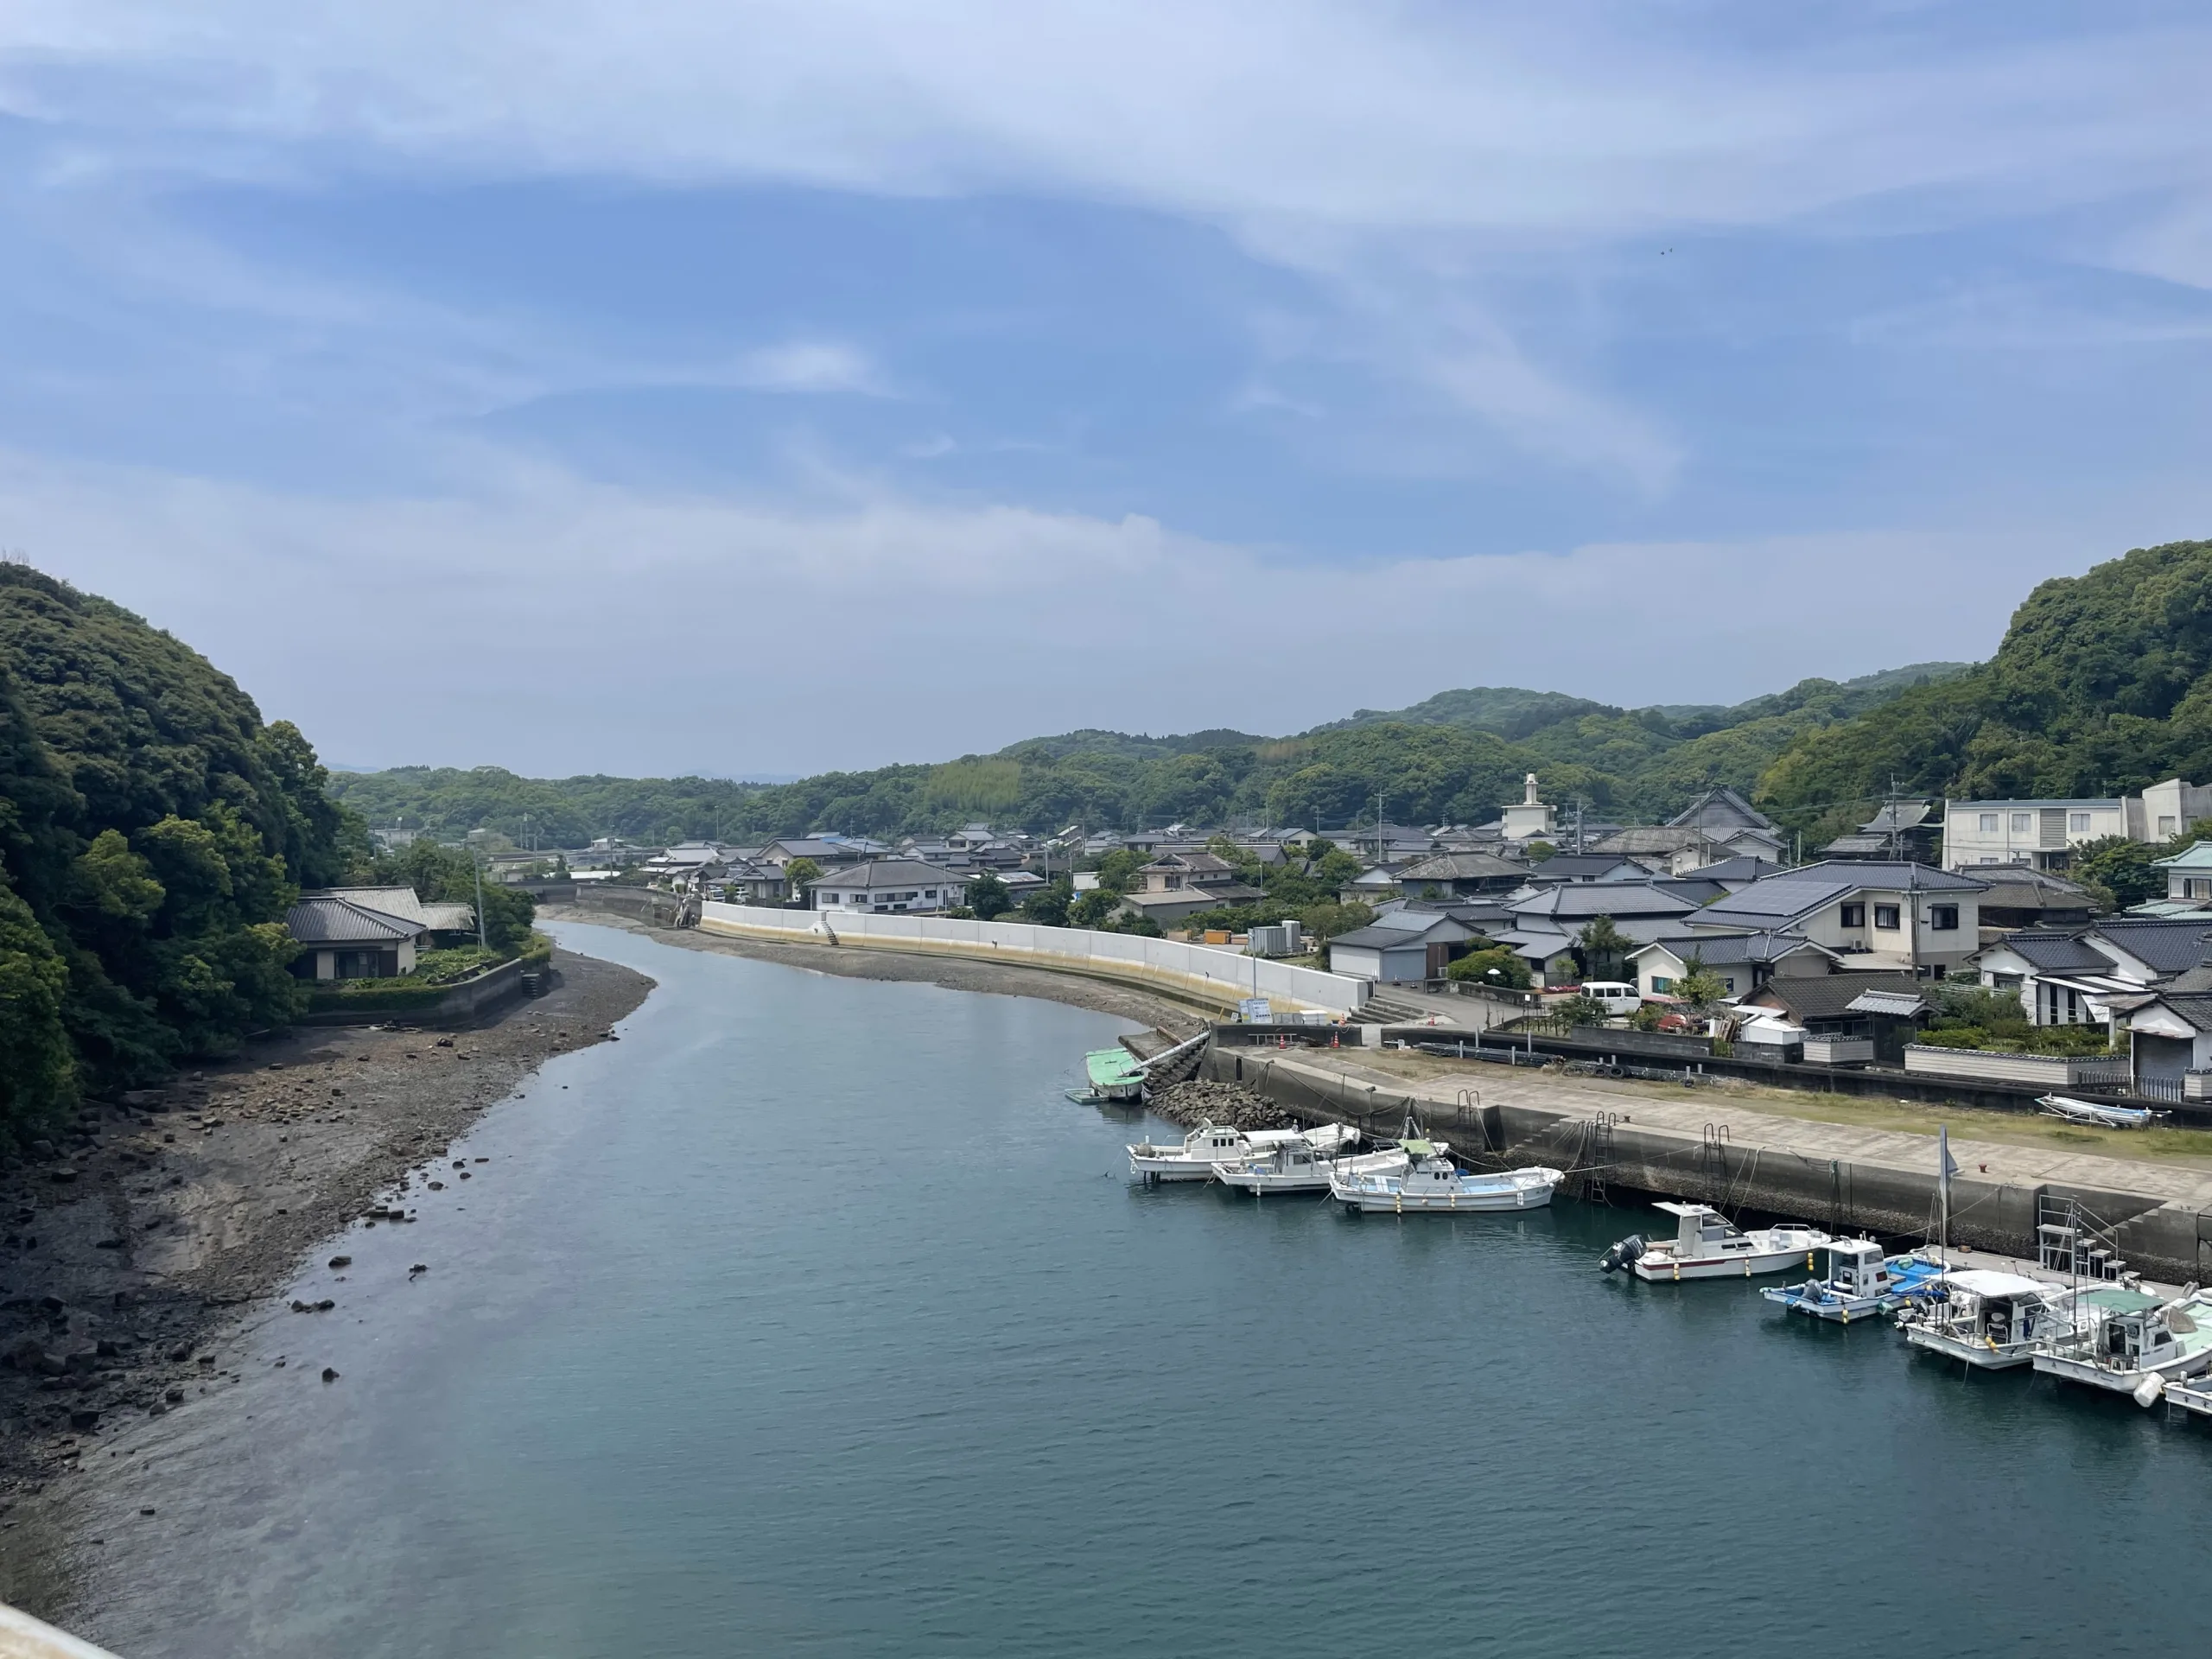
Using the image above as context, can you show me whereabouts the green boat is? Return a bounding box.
[1074,1047,1147,1104]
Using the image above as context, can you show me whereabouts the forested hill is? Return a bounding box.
[327,660,1980,846]
[1761,538,2212,842]
[0,563,360,1143]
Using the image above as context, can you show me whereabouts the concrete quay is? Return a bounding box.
[1207,1046,2212,1286]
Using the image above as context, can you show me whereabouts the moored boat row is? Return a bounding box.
[1125,1115,1565,1211]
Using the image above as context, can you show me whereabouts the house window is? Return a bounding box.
[1651,976,1673,993]
[1722,977,1737,993]
[2069,812,2092,833]
[1929,905,1959,931]
[1979,856,1999,865]
[1979,813,1999,833]
[2011,812,2032,833]
[1840,903,1866,928]
[1874,904,1901,930]
[925,890,938,900]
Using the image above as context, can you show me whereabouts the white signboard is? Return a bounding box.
[1237,997,1273,1023]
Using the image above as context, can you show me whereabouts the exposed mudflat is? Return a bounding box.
[0,949,653,1516]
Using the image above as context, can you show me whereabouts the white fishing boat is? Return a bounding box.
[1899,1271,2101,1370]
[2036,1094,2167,1129]
[1600,1202,1830,1281]
[1128,1120,1357,1182]
[2031,1286,2212,1403]
[1329,1139,1562,1213]
[1212,1141,1407,1194]
[1760,1239,1947,1323]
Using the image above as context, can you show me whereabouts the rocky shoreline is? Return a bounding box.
[1146,1077,1304,1132]
[0,948,653,1521]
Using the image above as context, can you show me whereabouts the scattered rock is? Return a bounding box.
[68,1409,99,1433]
[168,1345,192,1363]
[48,1169,77,1185]
[321,1367,339,1382]
[1147,1078,1302,1133]
[328,1255,352,1269]
[409,1264,427,1275]
[163,1387,184,1404]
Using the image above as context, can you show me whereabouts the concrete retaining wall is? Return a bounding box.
[1209,1048,2212,1284]
[695,900,1372,1014]
[296,957,530,1028]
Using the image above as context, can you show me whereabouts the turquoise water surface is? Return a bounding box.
[65,921,2212,1656]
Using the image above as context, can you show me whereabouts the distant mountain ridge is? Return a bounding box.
[328,659,1982,845]
[1316,663,1974,743]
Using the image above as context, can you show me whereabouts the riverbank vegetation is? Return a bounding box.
[0,564,365,1148]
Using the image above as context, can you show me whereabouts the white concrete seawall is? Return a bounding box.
[696,902,1372,1015]
[0,1603,119,1659]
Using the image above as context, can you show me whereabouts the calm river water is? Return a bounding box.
[47,921,2212,1656]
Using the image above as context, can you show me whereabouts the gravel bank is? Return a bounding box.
[0,948,652,1512]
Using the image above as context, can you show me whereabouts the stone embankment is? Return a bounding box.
[1146,1079,1302,1133]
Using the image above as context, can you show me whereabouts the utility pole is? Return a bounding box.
[471,844,488,950]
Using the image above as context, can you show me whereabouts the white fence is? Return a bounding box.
[1903,1046,2133,1090]
[696,902,1371,1014]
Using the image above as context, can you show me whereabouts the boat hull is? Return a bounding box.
[1903,1324,2045,1370]
[1759,1287,1898,1322]
[2030,1350,2212,1394]
[1633,1246,1816,1282]
[1332,1170,1561,1213]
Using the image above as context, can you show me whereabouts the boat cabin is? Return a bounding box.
[1397,1140,1463,1192]
[2101,1303,2192,1369]
[1818,1239,1894,1299]
[1656,1201,1758,1262]
[1939,1270,2056,1346]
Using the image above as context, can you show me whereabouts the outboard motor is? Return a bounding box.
[1600,1234,1646,1274]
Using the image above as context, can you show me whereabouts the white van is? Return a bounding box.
[1578,981,1643,1016]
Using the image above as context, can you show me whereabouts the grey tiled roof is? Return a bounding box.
[804,859,963,891]
[1993,932,2117,974]
[2088,919,2212,976]
[285,896,423,945]
[1746,971,1927,1022]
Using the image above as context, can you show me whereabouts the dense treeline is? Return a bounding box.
[0,564,363,1147]
[1761,540,2212,842]
[330,667,1968,846]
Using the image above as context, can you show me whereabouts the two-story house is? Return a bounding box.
[807,859,967,915]
[1942,779,2212,872]
[1681,861,1989,977]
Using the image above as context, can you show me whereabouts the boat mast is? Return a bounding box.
[1937,1123,1953,1268]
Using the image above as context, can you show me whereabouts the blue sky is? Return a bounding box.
[3,2,2210,777]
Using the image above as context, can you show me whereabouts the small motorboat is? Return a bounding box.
[1899,1270,2095,1370]
[1759,1238,1946,1323]
[1213,1139,1403,1195]
[2036,1095,2166,1129]
[1601,1202,1830,1281]
[1071,1046,1147,1105]
[1128,1120,1357,1182]
[1330,1139,1563,1213]
[2031,1286,2212,1404]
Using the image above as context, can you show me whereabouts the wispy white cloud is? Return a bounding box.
[3,3,2204,242]
[0,444,2125,777]
[730,340,891,396]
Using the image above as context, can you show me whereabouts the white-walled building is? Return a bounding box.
[1683,861,1989,977]
[1942,779,2212,872]
[807,860,967,915]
